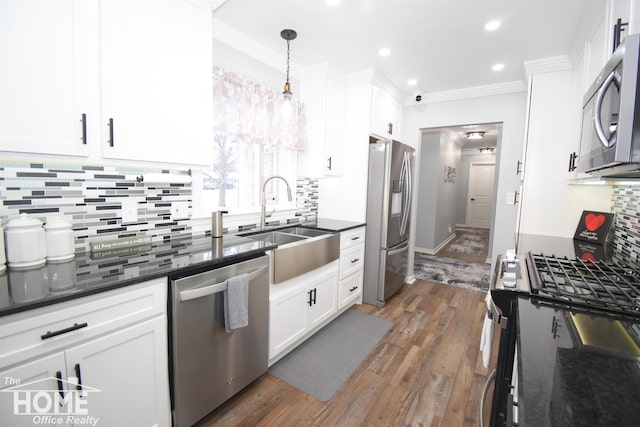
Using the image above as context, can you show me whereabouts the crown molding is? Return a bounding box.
[345,68,403,103]
[523,55,573,78]
[213,19,300,77]
[405,80,527,106]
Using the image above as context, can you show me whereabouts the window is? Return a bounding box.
[203,67,306,214]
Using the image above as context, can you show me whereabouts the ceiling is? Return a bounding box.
[214,0,598,100]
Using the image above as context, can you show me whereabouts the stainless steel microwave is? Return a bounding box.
[577,33,640,178]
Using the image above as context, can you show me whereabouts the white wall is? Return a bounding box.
[403,90,528,265]
[415,132,440,250]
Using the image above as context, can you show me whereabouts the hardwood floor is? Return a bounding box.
[194,279,499,427]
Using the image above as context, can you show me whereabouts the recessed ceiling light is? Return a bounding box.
[407,79,417,86]
[326,0,341,5]
[378,47,391,57]
[485,20,501,31]
[492,63,505,71]
[467,131,486,140]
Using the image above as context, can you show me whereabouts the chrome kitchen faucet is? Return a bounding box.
[260,175,292,228]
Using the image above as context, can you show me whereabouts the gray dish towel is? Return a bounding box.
[223,273,249,333]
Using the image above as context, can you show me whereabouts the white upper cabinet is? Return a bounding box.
[0,0,214,166]
[370,86,401,140]
[0,0,90,157]
[298,65,345,177]
[100,0,214,166]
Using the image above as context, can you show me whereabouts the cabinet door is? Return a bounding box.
[64,317,170,427]
[324,77,345,176]
[306,272,338,330]
[0,0,89,157]
[371,88,401,139]
[100,0,213,166]
[269,290,307,359]
[338,270,363,309]
[0,352,71,427]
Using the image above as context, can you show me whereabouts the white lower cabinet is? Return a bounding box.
[0,353,69,427]
[338,227,366,309]
[0,279,170,427]
[269,261,338,363]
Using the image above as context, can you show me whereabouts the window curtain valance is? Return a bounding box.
[213,66,306,151]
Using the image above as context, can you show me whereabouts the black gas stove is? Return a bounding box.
[526,252,640,318]
[489,241,640,427]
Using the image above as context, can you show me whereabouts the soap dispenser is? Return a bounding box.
[211,210,228,238]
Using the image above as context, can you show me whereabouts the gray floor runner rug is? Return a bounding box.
[269,309,392,402]
[414,252,491,291]
[442,228,490,256]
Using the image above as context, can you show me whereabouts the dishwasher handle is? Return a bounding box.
[178,265,267,302]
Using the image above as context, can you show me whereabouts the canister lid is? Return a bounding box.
[5,213,43,229]
[44,217,73,230]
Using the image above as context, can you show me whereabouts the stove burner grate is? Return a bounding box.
[526,252,640,316]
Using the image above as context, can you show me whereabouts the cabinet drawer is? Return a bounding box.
[340,227,365,250]
[339,244,365,279]
[339,270,362,309]
[0,278,166,369]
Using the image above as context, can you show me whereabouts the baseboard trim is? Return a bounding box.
[415,233,456,255]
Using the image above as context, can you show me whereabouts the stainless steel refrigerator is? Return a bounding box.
[363,138,414,307]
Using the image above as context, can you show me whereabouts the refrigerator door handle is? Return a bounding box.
[387,241,409,256]
[399,153,411,236]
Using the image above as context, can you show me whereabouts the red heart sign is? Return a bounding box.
[581,252,597,264]
[585,213,606,232]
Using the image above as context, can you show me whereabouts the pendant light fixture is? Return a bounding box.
[280,29,297,119]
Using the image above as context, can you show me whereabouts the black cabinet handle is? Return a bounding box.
[311,288,317,305]
[351,236,360,241]
[613,18,628,52]
[568,152,578,172]
[349,286,358,292]
[81,113,87,145]
[74,364,83,394]
[387,122,393,135]
[41,322,88,340]
[513,191,520,205]
[307,290,313,307]
[516,160,522,175]
[470,198,476,201]
[327,157,332,171]
[108,118,114,147]
[55,370,65,400]
[350,258,360,263]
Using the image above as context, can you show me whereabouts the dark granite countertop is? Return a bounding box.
[312,218,366,232]
[0,234,276,318]
[0,219,366,318]
[516,295,640,426]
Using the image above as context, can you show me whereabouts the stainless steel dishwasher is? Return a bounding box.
[169,255,269,427]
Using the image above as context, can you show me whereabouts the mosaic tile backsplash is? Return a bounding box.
[611,185,640,265]
[1,160,319,254]
[0,161,194,254]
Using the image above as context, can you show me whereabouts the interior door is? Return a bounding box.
[466,163,495,229]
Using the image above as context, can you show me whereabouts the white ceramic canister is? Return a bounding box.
[44,217,75,262]
[4,214,47,268]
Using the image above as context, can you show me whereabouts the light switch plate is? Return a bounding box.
[171,201,189,219]
[121,199,138,223]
